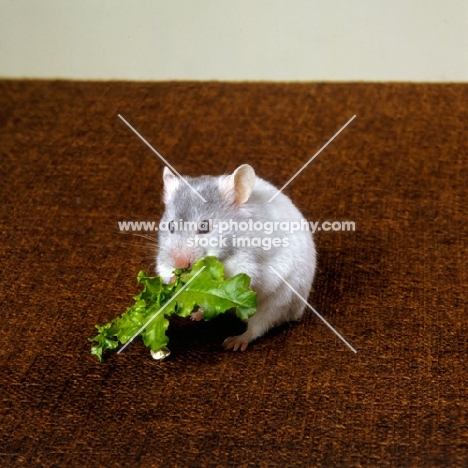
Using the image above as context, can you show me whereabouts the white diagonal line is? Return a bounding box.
[269,266,357,353]
[268,115,356,202]
[118,114,207,203]
[117,266,206,354]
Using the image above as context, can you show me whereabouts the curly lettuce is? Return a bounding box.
[89,257,257,361]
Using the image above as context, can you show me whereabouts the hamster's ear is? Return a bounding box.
[163,166,180,203]
[221,164,256,204]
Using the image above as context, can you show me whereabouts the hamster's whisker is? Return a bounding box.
[146,261,157,273]
[120,241,159,249]
[129,233,159,243]
[117,230,157,241]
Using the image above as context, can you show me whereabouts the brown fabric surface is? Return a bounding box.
[1,80,467,467]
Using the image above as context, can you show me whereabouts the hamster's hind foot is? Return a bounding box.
[222,331,252,352]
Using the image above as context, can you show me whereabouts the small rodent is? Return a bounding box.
[156,164,316,351]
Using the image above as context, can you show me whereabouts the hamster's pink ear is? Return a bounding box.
[163,166,180,202]
[221,164,256,204]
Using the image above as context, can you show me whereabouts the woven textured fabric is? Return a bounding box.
[1,80,467,467]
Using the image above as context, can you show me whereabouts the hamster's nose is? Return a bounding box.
[172,253,191,269]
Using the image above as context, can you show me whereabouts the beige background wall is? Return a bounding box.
[1,0,467,81]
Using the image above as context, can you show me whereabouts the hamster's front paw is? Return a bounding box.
[222,332,252,352]
[190,307,204,321]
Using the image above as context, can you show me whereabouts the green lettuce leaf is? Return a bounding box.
[89,256,257,361]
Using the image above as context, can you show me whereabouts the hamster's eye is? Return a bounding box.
[197,219,211,235]
[169,220,175,233]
